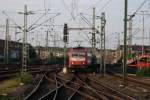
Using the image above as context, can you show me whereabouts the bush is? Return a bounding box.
[136,67,150,77]
[19,72,32,84]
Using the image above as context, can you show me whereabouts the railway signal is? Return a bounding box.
[63,23,68,43]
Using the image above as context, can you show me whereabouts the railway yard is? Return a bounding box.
[1,0,150,100]
[0,65,150,100]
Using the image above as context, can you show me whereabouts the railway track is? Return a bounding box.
[111,73,150,99]
[56,74,102,100]
[24,71,138,100]
[76,74,135,100]
[32,74,105,100]
[1,64,149,100]
[0,65,62,79]
[91,72,150,100]
[24,74,55,100]
[108,71,150,88]
[24,69,63,100]
[118,74,150,87]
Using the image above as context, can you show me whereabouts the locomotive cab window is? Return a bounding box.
[72,52,85,57]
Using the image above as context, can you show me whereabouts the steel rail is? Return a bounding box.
[57,74,108,100]
[76,74,122,100]
[42,74,101,100]
[52,74,59,100]
[89,76,136,100]
[38,77,71,100]
[24,74,45,100]
[108,71,150,87]
[64,84,98,100]
[118,74,150,87]
[67,85,81,100]
[24,68,61,100]
[56,75,99,100]
[75,74,110,100]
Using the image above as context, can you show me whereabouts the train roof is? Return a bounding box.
[72,46,88,50]
[0,39,31,48]
[68,47,88,52]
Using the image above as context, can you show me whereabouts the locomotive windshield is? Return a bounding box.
[72,52,85,57]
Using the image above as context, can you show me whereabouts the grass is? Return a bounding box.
[0,72,32,95]
[0,79,20,95]
[19,72,32,84]
[136,67,150,77]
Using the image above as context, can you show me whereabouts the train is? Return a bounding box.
[68,47,89,68]
[63,47,95,73]
[0,39,40,65]
[117,45,150,71]
[128,53,150,69]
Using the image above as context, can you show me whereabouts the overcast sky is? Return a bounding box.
[0,0,150,49]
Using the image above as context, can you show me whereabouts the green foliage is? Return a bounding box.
[19,72,32,84]
[0,95,10,100]
[127,53,136,59]
[0,79,20,95]
[136,67,150,77]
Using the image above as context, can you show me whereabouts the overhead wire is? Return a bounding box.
[62,0,75,20]
[28,11,48,30]
[71,0,76,20]
[28,13,60,32]
[132,0,150,28]
[80,13,92,26]
[129,0,150,46]
[97,0,112,14]
[2,11,23,31]
[44,0,46,14]
[132,0,149,16]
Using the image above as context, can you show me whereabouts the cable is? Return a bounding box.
[62,0,78,21]
[28,13,60,31]
[80,13,92,26]
[85,0,103,11]
[44,0,46,14]
[28,10,51,30]
[2,11,23,31]
[133,0,149,15]
[62,0,70,13]
[129,0,149,20]
[97,0,112,14]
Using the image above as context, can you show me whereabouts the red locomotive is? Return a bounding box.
[67,47,89,68]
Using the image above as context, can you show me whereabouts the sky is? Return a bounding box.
[0,0,150,49]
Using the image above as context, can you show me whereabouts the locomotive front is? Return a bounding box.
[68,48,88,68]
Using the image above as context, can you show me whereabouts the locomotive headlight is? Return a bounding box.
[63,67,67,74]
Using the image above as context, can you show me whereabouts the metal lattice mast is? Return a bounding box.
[63,23,68,67]
[128,17,132,53]
[92,7,96,62]
[45,30,49,62]
[4,19,9,64]
[15,27,17,42]
[45,30,49,49]
[22,5,28,72]
[117,32,120,48]
[100,12,106,76]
